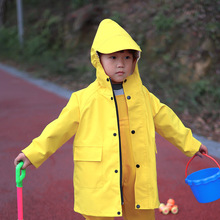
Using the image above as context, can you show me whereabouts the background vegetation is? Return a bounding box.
[0,0,219,141]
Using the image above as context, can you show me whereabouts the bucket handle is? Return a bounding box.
[185,153,220,179]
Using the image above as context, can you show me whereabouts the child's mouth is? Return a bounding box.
[116,71,125,75]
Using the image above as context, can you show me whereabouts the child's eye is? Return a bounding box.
[110,56,116,59]
[125,56,131,59]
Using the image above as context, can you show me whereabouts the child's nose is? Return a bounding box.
[117,59,124,68]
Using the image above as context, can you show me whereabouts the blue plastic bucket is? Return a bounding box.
[185,154,220,203]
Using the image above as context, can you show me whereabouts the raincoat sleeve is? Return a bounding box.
[149,92,201,157]
[22,93,80,168]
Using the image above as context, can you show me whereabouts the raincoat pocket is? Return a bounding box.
[73,146,103,189]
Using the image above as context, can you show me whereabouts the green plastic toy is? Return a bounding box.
[16,161,26,220]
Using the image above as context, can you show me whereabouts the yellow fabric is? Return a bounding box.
[83,216,114,220]
[91,19,141,61]
[117,94,136,188]
[82,94,155,220]
[22,19,201,217]
[83,209,154,220]
[117,94,155,220]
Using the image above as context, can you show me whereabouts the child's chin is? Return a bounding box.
[112,80,123,84]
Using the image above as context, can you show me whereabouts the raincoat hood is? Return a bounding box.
[91,19,141,61]
[90,19,142,89]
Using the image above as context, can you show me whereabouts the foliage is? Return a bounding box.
[109,11,123,24]
[191,79,220,108]
[0,0,220,118]
[71,0,104,9]
[0,27,20,57]
[153,13,176,32]
[71,0,91,9]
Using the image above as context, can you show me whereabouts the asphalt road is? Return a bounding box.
[1,64,220,219]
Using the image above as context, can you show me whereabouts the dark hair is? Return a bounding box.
[97,50,139,60]
[127,50,139,59]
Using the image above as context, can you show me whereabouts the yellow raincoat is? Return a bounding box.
[22,19,201,217]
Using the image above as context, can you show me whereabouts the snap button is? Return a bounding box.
[107,78,110,81]
[127,96,131,100]
[113,133,117,136]
[117,211,121,215]
[124,79,127,83]
[115,170,118,173]
[131,130,135,134]
[136,164,140,168]
[136,204,140,209]
[111,97,113,100]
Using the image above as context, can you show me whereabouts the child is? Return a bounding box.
[14,19,208,220]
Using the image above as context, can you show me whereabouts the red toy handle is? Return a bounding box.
[185,153,220,178]
[17,187,23,220]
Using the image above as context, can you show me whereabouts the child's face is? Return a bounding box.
[99,50,136,84]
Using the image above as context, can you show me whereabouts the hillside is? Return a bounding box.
[0,0,219,141]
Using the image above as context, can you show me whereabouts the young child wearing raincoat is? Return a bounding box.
[14,19,208,220]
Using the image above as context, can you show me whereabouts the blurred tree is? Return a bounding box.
[0,0,7,27]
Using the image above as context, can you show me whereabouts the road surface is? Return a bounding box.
[0,64,220,219]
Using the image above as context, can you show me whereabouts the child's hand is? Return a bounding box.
[14,153,32,169]
[195,144,208,157]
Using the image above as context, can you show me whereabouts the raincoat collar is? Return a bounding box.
[90,19,142,91]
